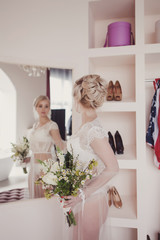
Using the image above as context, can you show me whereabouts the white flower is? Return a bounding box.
[40,164,48,174]
[64,176,68,181]
[57,152,65,166]
[42,172,57,185]
[51,161,60,173]
[81,180,85,185]
[62,170,66,176]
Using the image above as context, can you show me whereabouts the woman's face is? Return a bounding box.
[36,99,50,118]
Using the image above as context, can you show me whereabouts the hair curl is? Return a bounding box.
[73,74,107,109]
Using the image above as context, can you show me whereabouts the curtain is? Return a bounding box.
[49,68,72,135]
[46,68,50,99]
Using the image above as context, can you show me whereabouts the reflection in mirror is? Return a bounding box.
[0,62,72,203]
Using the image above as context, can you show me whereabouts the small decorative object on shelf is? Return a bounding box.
[106,80,122,101]
[155,20,160,43]
[147,235,151,240]
[103,21,135,48]
[108,131,124,155]
[107,186,122,209]
[11,137,30,174]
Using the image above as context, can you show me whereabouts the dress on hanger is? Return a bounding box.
[28,120,59,198]
[146,78,160,169]
[65,118,114,240]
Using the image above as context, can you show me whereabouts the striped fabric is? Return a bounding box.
[0,188,29,203]
[146,78,160,169]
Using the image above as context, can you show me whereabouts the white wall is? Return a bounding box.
[0,0,88,70]
[0,62,46,139]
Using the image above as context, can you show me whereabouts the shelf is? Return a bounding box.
[88,45,136,58]
[89,54,136,102]
[89,0,135,49]
[98,100,136,112]
[144,1,160,45]
[117,144,137,169]
[98,112,136,151]
[108,195,137,223]
[100,225,137,240]
[145,52,160,80]
[145,43,160,54]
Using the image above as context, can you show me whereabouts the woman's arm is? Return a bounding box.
[83,136,119,198]
[50,129,66,151]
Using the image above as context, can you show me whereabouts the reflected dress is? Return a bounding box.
[28,120,59,198]
[66,118,112,240]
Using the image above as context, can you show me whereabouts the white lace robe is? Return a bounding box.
[66,118,119,240]
[28,120,59,198]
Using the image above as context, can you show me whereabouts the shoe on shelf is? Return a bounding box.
[106,81,114,101]
[113,80,122,101]
[111,186,122,209]
[108,131,116,154]
[107,189,112,207]
[115,130,124,154]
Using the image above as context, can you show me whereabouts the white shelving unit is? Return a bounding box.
[84,0,160,239]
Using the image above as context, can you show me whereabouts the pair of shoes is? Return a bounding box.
[108,131,124,154]
[107,186,122,209]
[106,80,122,101]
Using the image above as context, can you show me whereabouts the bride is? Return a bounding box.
[63,74,119,240]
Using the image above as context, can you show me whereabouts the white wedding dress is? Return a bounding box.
[66,118,116,240]
[28,120,59,198]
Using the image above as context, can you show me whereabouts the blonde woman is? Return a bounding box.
[64,75,119,240]
[27,95,65,198]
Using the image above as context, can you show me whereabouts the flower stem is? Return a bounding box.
[23,167,27,174]
[67,211,76,227]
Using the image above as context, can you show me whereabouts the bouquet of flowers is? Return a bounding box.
[36,146,98,227]
[11,136,30,174]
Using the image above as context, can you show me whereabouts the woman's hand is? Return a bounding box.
[63,194,82,209]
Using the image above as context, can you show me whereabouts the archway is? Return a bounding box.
[0,69,16,150]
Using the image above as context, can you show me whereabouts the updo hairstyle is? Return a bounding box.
[33,95,50,108]
[73,74,107,109]
[33,95,51,119]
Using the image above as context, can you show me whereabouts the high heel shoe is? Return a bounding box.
[115,131,124,154]
[106,81,114,101]
[108,131,116,154]
[107,189,112,207]
[111,186,122,209]
[113,80,122,101]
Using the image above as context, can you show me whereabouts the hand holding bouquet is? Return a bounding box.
[36,146,98,227]
[11,136,30,174]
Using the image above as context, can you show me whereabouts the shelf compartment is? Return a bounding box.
[100,225,137,240]
[145,52,160,80]
[89,54,136,102]
[144,1,160,44]
[98,101,136,112]
[88,0,135,49]
[88,45,136,58]
[108,169,137,220]
[98,112,136,159]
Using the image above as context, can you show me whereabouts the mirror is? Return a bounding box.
[0,61,72,203]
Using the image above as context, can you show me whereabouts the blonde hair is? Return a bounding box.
[73,74,107,109]
[33,95,50,108]
[33,95,51,119]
